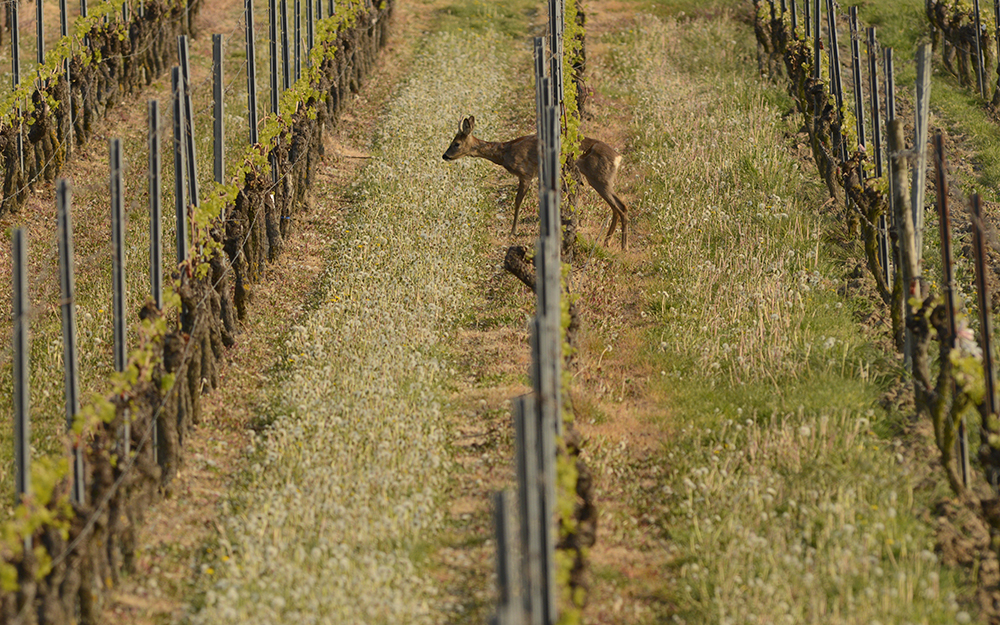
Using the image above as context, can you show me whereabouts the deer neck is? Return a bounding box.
[470,138,510,168]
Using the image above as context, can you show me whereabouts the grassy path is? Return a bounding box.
[182,27,519,623]
[574,5,976,624]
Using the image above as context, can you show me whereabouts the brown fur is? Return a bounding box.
[443,116,628,249]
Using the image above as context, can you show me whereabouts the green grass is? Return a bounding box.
[595,8,976,622]
[434,0,540,38]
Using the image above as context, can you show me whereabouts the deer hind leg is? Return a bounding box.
[511,178,528,235]
[605,206,619,246]
[614,192,629,250]
[593,184,628,249]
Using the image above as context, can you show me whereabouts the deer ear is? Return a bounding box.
[468,115,475,131]
[461,117,473,135]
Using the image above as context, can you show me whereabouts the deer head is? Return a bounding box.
[442,116,476,161]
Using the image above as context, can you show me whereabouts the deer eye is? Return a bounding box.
[451,143,458,149]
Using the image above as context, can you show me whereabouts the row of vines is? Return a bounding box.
[0,1,393,623]
[753,0,1000,616]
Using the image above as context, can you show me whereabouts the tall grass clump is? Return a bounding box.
[599,12,971,623]
[187,29,511,624]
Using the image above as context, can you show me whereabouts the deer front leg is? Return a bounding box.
[511,178,528,235]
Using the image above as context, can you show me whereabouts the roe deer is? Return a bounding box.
[442,115,628,249]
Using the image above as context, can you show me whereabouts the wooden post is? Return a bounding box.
[791,0,797,37]
[81,0,87,19]
[973,194,999,474]
[56,181,86,504]
[173,67,188,263]
[149,101,162,309]
[329,0,335,18]
[934,133,970,487]
[178,36,200,208]
[247,0,260,146]
[804,0,810,38]
[12,229,30,507]
[889,119,916,366]
[213,34,225,185]
[912,43,931,262]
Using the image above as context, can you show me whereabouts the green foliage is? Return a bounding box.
[0,0,137,128]
[435,0,536,38]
